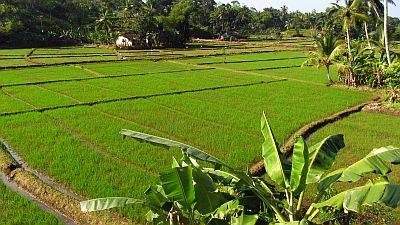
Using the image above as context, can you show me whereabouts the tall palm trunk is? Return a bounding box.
[326,66,332,83]
[346,27,352,54]
[364,22,372,49]
[384,0,391,65]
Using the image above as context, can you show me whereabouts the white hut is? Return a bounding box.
[116,34,140,48]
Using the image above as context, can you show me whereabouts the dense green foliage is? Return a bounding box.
[2,0,400,48]
[383,62,400,87]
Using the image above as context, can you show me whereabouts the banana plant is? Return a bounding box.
[80,113,400,224]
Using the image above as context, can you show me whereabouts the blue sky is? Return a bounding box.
[218,0,400,17]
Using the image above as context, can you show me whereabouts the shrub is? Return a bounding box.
[383,62,400,88]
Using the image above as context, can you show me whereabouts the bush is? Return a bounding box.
[383,63,400,88]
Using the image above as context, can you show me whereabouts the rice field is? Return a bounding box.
[1,44,399,224]
[1,183,63,225]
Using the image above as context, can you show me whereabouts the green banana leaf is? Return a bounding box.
[313,178,400,212]
[306,134,345,184]
[231,214,259,225]
[261,113,288,188]
[290,137,309,194]
[202,168,240,184]
[192,166,229,214]
[212,200,241,220]
[144,185,168,208]
[120,129,225,167]
[318,146,400,192]
[275,220,309,225]
[160,165,196,210]
[80,197,143,212]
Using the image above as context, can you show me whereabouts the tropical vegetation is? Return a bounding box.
[80,115,400,224]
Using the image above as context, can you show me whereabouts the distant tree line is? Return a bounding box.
[1,0,400,48]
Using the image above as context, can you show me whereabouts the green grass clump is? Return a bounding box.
[214,57,305,70]
[0,93,32,113]
[83,60,193,75]
[257,66,340,84]
[0,182,63,225]
[31,56,118,64]
[180,51,306,64]
[4,85,77,108]
[0,59,36,67]
[0,112,157,222]
[0,66,91,85]
[0,49,32,56]
[33,47,114,55]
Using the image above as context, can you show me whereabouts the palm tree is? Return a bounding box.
[383,0,396,65]
[362,0,384,48]
[96,10,113,43]
[330,0,368,55]
[302,30,344,84]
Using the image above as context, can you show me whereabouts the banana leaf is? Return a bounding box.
[261,113,288,188]
[313,178,400,212]
[318,146,400,192]
[231,214,259,225]
[306,134,345,184]
[192,166,229,214]
[80,197,143,212]
[290,137,309,194]
[160,165,196,210]
[120,129,225,167]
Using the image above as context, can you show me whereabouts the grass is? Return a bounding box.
[180,51,306,64]
[214,57,305,70]
[0,59,36,67]
[0,80,372,222]
[0,93,32,113]
[0,66,91,85]
[307,112,400,224]
[33,47,114,55]
[0,111,159,221]
[0,49,32,56]
[3,85,77,108]
[83,60,194,75]
[0,182,63,225]
[30,56,118,64]
[257,66,340,84]
[0,45,396,223]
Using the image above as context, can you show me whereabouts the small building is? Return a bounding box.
[116,34,140,49]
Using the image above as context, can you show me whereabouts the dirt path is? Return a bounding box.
[362,102,400,117]
[0,173,77,225]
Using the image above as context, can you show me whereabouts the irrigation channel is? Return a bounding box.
[0,139,78,225]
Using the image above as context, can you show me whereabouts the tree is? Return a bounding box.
[330,0,368,55]
[303,30,344,83]
[362,0,384,48]
[383,0,396,65]
[95,9,114,43]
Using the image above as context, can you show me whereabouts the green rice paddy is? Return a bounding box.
[0,46,398,224]
[1,183,63,225]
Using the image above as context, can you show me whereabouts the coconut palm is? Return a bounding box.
[302,30,344,84]
[96,10,113,43]
[383,0,396,65]
[330,0,368,54]
[362,0,384,48]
